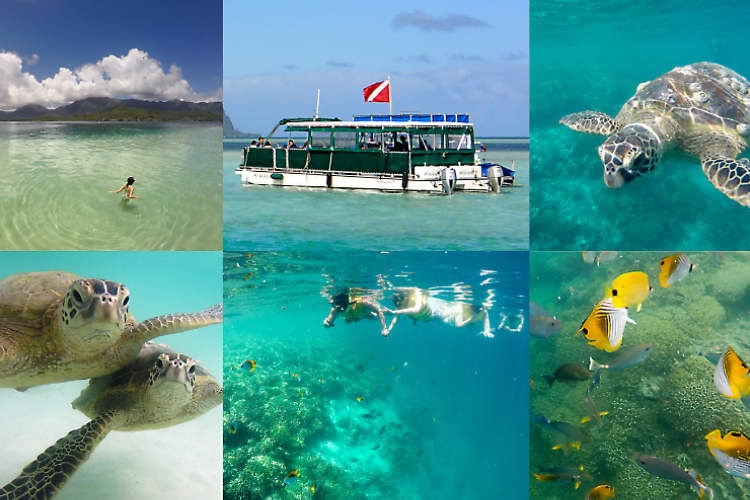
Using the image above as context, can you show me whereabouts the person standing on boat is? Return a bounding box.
[108,176,140,200]
[385,287,493,337]
[287,139,296,149]
[323,288,390,336]
[257,137,265,148]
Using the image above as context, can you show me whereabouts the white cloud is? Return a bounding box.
[0,48,216,111]
[25,53,38,65]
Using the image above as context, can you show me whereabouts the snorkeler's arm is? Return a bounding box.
[323,307,339,327]
[375,306,389,336]
[384,314,398,336]
[108,184,126,193]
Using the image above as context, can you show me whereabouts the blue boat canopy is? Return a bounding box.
[353,113,471,123]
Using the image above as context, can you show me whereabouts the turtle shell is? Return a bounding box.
[0,271,80,322]
[616,62,750,132]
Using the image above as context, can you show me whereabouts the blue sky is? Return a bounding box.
[224,0,529,136]
[0,0,221,110]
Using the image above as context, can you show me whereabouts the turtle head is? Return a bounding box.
[598,124,662,188]
[147,351,222,416]
[147,352,197,403]
[58,279,131,352]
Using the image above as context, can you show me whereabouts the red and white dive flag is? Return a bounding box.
[363,80,390,103]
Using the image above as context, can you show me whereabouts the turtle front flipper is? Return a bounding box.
[127,303,223,344]
[701,155,750,207]
[560,111,622,135]
[0,412,118,500]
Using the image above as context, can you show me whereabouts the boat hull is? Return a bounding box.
[235,165,512,194]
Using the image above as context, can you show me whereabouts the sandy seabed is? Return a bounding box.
[0,381,221,499]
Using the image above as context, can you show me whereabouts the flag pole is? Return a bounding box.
[388,74,392,115]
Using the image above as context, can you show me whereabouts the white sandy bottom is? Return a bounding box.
[0,381,221,499]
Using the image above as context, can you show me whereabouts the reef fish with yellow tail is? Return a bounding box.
[585,484,615,499]
[634,455,713,499]
[605,271,651,311]
[240,359,256,372]
[581,387,608,425]
[309,481,320,497]
[589,343,653,371]
[705,429,750,479]
[533,414,592,452]
[530,302,562,338]
[714,346,750,399]
[229,421,239,434]
[576,298,635,352]
[282,469,300,487]
[532,466,591,489]
[543,362,591,386]
[659,254,695,288]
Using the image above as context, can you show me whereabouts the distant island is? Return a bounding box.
[0,97,221,122]
[223,111,257,138]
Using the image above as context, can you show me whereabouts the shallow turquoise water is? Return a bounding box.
[223,139,529,251]
[223,251,529,499]
[0,252,222,499]
[530,0,750,250]
[530,251,750,499]
[0,122,222,250]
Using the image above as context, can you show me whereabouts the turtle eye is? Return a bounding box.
[188,364,196,375]
[72,290,83,304]
[155,358,165,370]
[122,295,129,307]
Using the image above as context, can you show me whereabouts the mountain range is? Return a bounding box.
[0,97,221,121]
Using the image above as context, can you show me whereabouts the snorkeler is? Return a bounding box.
[323,288,390,336]
[109,176,140,200]
[386,287,493,338]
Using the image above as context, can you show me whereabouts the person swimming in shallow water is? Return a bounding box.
[109,176,140,200]
[386,287,493,337]
[323,288,390,336]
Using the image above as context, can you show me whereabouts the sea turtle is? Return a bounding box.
[0,270,222,390]
[0,342,222,500]
[560,62,750,207]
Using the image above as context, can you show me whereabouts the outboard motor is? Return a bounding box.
[440,167,456,195]
[488,165,502,192]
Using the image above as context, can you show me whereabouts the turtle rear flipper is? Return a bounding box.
[125,303,223,344]
[701,155,750,207]
[0,412,117,500]
[560,111,622,135]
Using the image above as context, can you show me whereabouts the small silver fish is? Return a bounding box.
[635,455,713,499]
[530,302,562,339]
[589,344,653,371]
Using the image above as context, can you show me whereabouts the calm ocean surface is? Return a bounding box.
[0,252,222,499]
[223,138,528,251]
[223,251,529,500]
[0,122,221,250]
[531,0,750,250]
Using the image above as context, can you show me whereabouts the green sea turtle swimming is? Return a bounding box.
[0,270,222,390]
[560,62,750,207]
[0,342,222,500]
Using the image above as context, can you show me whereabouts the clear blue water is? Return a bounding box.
[0,122,222,250]
[0,252,222,499]
[223,251,529,500]
[530,0,750,250]
[223,139,529,251]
